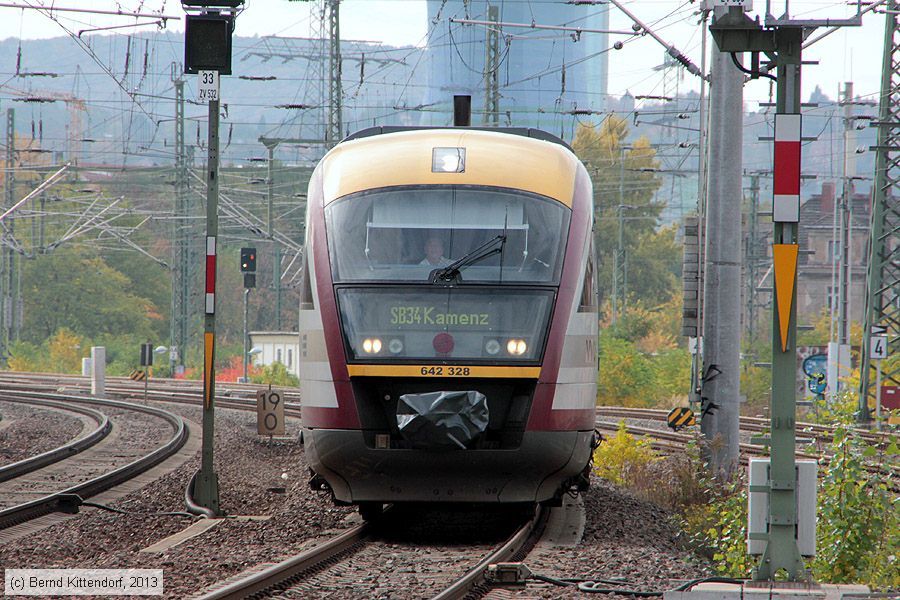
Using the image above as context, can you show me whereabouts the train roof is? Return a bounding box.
[344,126,573,151]
[319,127,582,207]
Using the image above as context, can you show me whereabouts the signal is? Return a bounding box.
[240,247,256,272]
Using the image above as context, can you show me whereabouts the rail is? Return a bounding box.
[0,397,110,483]
[0,392,188,530]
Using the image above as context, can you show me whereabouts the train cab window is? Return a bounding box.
[325,187,570,284]
[299,251,314,310]
[578,250,597,312]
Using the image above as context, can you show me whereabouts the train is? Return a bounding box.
[298,123,598,516]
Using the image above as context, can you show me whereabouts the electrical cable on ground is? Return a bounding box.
[530,573,746,596]
[55,494,198,519]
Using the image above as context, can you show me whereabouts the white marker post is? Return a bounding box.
[90,346,105,397]
[871,335,888,428]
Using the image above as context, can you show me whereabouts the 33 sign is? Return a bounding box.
[198,70,219,103]
[256,390,285,436]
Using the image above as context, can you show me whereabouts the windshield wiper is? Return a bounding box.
[430,234,506,284]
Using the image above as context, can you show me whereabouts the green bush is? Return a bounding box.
[597,334,658,407]
[674,425,899,589]
[7,328,86,374]
[250,361,299,387]
[642,438,713,512]
[811,426,900,588]
[677,477,753,577]
[593,421,659,486]
[805,389,859,427]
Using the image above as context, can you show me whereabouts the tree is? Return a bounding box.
[8,328,85,373]
[629,224,681,307]
[572,117,672,309]
[20,248,159,343]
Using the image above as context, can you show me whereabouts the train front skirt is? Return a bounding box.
[304,428,593,504]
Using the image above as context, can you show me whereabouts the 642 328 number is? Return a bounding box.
[420,366,471,376]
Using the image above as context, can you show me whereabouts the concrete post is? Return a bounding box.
[197,96,222,515]
[700,46,743,476]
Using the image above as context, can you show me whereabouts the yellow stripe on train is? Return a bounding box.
[320,129,579,207]
[346,364,541,378]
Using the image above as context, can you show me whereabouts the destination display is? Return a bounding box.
[337,288,554,362]
[390,305,490,327]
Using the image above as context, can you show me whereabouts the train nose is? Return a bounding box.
[396,390,488,449]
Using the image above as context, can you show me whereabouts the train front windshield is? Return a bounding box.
[326,186,571,363]
[325,187,570,284]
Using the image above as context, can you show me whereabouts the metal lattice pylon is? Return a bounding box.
[326,0,342,146]
[172,75,191,370]
[482,4,500,126]
[860,1,900,421]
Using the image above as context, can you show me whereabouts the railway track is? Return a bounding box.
[0,390,188,530]
[0,376,888,598]
[595,408,899,491]
[597,406,895,448]
[0,371,302,404]
[3,371,893,484]
[193,505,547,600]
[0,372,303,426]
[0,396,110,481]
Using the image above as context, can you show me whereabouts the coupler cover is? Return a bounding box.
[396,390,489,449]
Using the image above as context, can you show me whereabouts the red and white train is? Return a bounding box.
[298,125,598,516]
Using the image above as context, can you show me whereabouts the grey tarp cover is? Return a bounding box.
[396,390,489,449]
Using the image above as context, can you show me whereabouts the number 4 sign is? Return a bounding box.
[871,335,888,360]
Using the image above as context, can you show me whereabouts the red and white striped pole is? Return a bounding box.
[773,113,801,224]
[205,236,217,316]
[204,235,217,411]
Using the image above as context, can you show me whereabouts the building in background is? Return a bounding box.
[797,181,870,324]
[249,331,300,379]
[422,0,610,134]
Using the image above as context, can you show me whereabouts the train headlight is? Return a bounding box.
[362,338,382,354]
[484,339,501,355]
[506,339,527,356]
[388,338,404,354]
[432,147,466,173]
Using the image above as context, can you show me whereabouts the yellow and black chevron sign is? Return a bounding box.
[129,370,146,381]
[667,407,696,431]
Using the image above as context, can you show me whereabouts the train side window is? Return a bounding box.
[300,250,314,310]
[578,250,597,312]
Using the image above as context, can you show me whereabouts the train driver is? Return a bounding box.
[420,235,451,266]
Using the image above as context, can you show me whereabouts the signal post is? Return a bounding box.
[181,0,242,516]
[241,247,257,383]
[710,2,862,582]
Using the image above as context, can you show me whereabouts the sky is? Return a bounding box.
[0,0,886,107]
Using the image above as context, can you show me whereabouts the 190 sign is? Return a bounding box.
[256,390,285,436]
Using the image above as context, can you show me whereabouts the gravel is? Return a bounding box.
[0,400,712,599]
[495,478,714,599]
[0,406,174,510]
[0,403,353,599]
[0,400,85,466]
[275,506,528,599]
